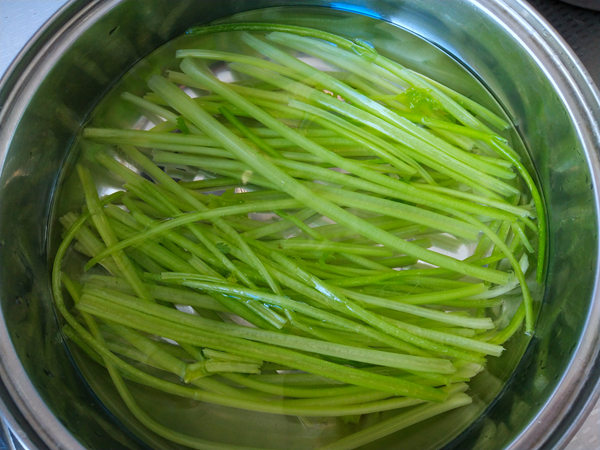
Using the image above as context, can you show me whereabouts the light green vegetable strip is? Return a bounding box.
[84,281,445,373]
[211,250,433,357]
[54,196,260,450]
[118,144,282,296]
[196,62,520,222]
[95,154,289,330]
[219,106,282,158]
[336,282,485,305]
[179,176,239,190]
[414,183,533,219]
[76,293,448,401]
[265,253,484,363]
[151,150,484,242]
[242,208,316,240]
[380,318,503,356]
[187,23,508,130]
[171,61,512,285]
[272,211,393,273]
[108,323,187,377]
[119,206,285,330]
[307,183,479,241]
[221,373,371,399]
[77,165,153,302]
[84,127,219,147]
[84,275,228,311]
[411,115,545,288]
[337,252,393,273]
[76,330,446,419]
[239,33,518,196]
[175,49,306,82]
[83,196,302,270]
[337,287,492,329]
[56,200,445,440]
[489,136,546,290]
[265,239,393,257]
[59,213,120,275]
[100,365,269,450]
[203,349,262,365]
[169,70,294,104]
[283,99,424,177]
[231,62,502,198]
[120,196,220,269]
[317,393,473,450]
[280,100,420,175]
[266,32,491,133]
[412,71,510,130]
[121,92,179,123]
[144,278,456,374]
[490,303,526,345]
[269,158,517,223]
[84,129,517,223]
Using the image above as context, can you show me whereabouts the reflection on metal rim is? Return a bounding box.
[0,1,599,449]
[559,0,600,11]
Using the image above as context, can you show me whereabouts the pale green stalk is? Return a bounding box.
[77,165,153,302]
[317,393,473,450]
[166,65,511,284]
[238,34,518,196]
[267,32,490,133]
[119,144,282,295]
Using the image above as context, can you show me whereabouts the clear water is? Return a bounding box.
[52,6,536,450]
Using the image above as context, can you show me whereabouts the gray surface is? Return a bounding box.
[0,1,598,449]
[529,0,600,85]
[0,0,67,77]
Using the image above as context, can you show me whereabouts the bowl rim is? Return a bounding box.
[0,3,119,449]
[496,1,600,448]
[0,1,599,449]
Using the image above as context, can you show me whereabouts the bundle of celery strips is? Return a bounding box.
[53,24,544,450]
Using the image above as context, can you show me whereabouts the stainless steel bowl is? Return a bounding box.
[1,1,599,449]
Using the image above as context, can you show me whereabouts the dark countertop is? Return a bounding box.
[529,0,600,85]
